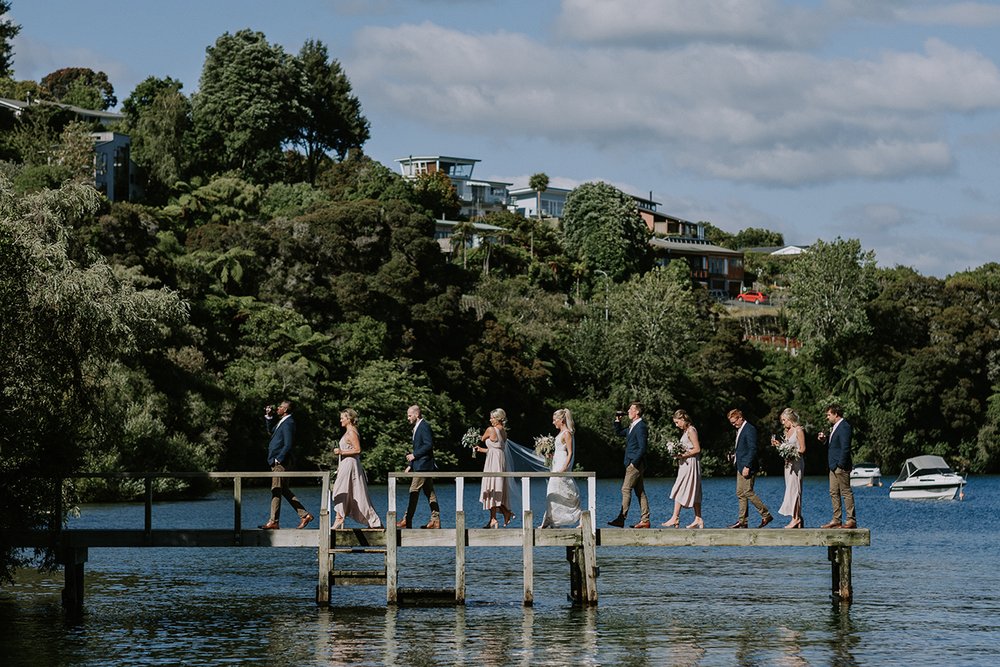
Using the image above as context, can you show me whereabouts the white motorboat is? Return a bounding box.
[889,455,966,500]
[850,463,882,487]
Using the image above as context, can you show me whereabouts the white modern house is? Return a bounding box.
[395,155,511,219]
[508,185,571,219]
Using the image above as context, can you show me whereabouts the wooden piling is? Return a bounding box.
[386,510,398,605]
[829,545,853,602]
[455,510,466,604]
[60,547,87,614]
[580,512,598,605]
[317,472,331,606]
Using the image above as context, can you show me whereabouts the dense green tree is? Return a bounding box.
[733,227,785,249]
[294,39,370,184]
[191,30,304,182]
[0,1,20,79]
[41,67,116,110]
[561,181,651,282]
[121,77,192,199]
[319,149,413,202]
[0,180,186,582]
[786,237,876,364]
[412,170,461,220]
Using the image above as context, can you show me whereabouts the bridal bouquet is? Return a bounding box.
[776,440,801,461]
[664,440,686,458]
[533,434,555,465]
[461,427,481,457]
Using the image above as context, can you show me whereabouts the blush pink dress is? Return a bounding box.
[480,427,510,510]
[669,427,702,508]
[331,433,382,528]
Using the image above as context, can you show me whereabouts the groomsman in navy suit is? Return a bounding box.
[727,408,772,529]
[818,404,857,529]
[397,404,441,529]
[609,401,651,528]
[261,400,313,530]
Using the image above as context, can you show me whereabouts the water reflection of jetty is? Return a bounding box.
[10,471,870,614]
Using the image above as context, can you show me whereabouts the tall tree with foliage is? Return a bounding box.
[294,39,370,184]
[41,67,117,110]
[0,0,20,79]
[0,180,187,583]
[561,181,651,282]
[786,237,876,364]
[122,77,192,200]
[191,30,304,182]
[529,172,549,220]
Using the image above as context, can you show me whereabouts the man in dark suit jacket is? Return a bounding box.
[609,402,651,528]
[261,400,313,529]
[818,404,857,528]
[397,404,441,529]
[727,408,772,528]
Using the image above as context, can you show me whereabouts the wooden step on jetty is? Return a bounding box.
[8,471,870,613]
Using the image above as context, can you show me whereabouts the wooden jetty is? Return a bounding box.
[7,471,870,613]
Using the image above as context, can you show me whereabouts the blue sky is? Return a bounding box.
[9,0,1000,277]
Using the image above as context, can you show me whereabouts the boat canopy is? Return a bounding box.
[897,455,954,481]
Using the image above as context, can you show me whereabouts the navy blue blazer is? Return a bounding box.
[734,420,759,474]
[827,419,853,472]
[411,419,435,472]
[266,415,295,466]
[614,418,648,468]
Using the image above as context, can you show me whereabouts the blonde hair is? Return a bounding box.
[553,408,575,433]
[673,409,692,426]
[490,408,507,426]
[780,408,800,426]
[341,408,358,425]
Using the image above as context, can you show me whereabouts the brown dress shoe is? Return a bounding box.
[758,515,773,528]
[632,520,651,529]
[727,521,747,529]
[821,520,843,529]
[422,518,441,529]
[842,519,858,529]
[395,518,410,528]
[296,513,314,529]
[260,521,280,530]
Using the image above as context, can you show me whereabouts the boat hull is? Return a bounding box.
[851,476,881,487]
[888,483,962,500]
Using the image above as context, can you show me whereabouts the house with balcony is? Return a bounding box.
[651,236,745,296]
[508,185,571,220]
[395,155,511,219]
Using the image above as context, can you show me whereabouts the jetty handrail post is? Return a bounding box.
[520,476,531,522]
[317,471,331,606]
[587,474,596,535]
[388,474,397,514]
[51,477,63,532]
[233,477,242,535]
[144,476,153,542]
[386,508,398,604]
[522,508,534,606]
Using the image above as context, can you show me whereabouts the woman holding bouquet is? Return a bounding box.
[771,408,806,528]
[331,408,383,529]
[540,408,582,528]
[474,408,514,528]
[662,409,703,528]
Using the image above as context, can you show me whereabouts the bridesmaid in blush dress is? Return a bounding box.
[772,407,806,528]
[331,408,383,529]
[662,409,704,528]
[474,408,514,528]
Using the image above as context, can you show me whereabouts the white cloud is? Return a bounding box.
[555,0,825,49]
[895,2,1000,27]
[349,23,998,186]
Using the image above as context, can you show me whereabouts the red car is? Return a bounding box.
[736,290,768,304]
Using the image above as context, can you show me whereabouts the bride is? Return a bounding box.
[540,408,582,528]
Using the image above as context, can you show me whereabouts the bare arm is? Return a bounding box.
[683,426,701,458]
[794,426,806,454]
[559,432,573,472]
[335,428,361,456]
[476,426,496,453]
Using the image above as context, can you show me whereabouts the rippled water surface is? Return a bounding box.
[3,475,998,665]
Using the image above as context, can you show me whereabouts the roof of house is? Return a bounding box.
[742,245,808,255]
[650,236,743,257]
[0,96,124,122]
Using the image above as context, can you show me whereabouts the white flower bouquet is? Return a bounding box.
[776,439,801,461]
[461,427,481,457]
[665,440,686,458]
[533,434,555,465]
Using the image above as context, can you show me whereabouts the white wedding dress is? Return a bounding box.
[541,431,582,527]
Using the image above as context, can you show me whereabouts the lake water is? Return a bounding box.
[3,474,999,666]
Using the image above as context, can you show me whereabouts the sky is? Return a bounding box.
[9,0,1000,277]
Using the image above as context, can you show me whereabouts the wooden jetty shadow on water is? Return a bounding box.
[8,471,869,613]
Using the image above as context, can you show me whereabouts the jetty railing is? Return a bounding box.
[386,471,598,605]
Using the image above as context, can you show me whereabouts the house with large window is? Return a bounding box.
[651,236,745,296]
[508,185,571,220]
[1,96,136,201]
[395,155,511,219]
